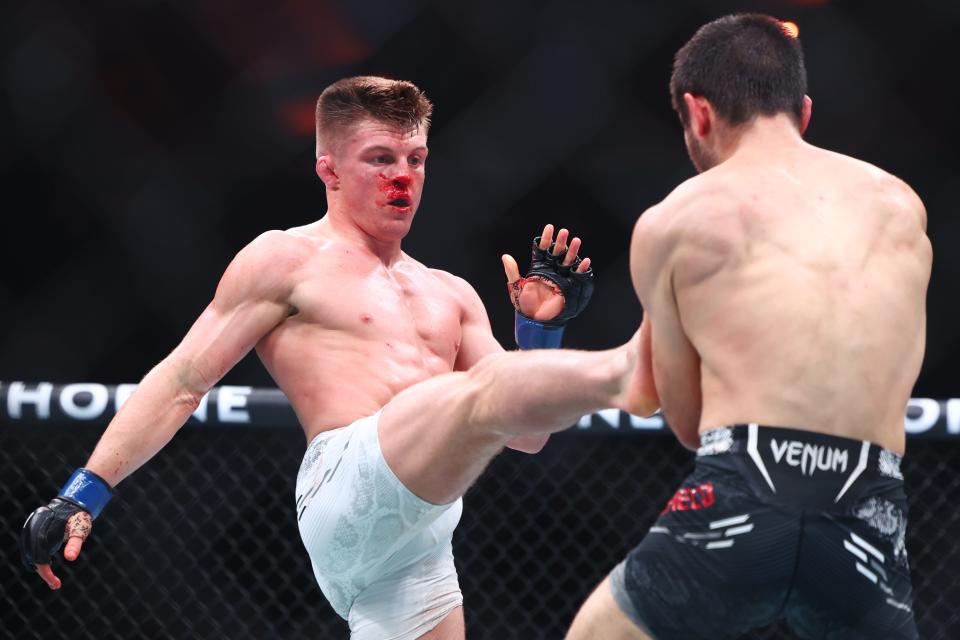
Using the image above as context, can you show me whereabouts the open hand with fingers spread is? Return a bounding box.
[502,224,594,349]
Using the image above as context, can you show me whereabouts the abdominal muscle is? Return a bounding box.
[256,322,455,443]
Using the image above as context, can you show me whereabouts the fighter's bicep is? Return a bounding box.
[648,281,703,449]
[179,298,290,384]
[650,308,700,395]
[168,232,301,390]
[629,211,661,304]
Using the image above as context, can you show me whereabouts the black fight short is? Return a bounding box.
[609,425,918,639]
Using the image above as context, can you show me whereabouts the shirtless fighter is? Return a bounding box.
[566,14,930,640]
[20,76,655,640]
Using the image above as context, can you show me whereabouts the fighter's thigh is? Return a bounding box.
[787,510,918,639]
[603,475,799,638]
[416,606,464,640]
[566,577,653,640]
[379,370,509,505]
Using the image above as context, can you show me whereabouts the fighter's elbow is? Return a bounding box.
[632,396,661,421]
[159,356,214,410]
[173,384,207,413]
[505,434,550,454]
[667,416,701,451]
[675,431,702,451]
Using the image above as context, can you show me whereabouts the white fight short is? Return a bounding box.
[295,411,463,640]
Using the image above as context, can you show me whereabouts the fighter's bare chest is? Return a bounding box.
[288,260,463,342]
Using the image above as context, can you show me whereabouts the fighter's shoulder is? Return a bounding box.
[872,168,926,231]
[418,266,486,319]
[217,230,319,303]
[636,173,739,239]
[235,229,316,273]
[828,152,926,227]
[427,267,482,303]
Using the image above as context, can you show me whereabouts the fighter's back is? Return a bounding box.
[578,15,929,639]
[645,142,931,453]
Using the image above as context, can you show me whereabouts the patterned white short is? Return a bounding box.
[295,411,463,640]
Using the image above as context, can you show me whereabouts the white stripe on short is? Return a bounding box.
[709,514,750,529]
[706,540,735,550]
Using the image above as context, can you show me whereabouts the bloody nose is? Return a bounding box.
[392,176,411,189]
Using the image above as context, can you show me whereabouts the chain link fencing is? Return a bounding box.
[2,394,958,639]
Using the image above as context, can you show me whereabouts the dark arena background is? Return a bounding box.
[2,1,958,639]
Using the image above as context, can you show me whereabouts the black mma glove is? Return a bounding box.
[511,235,595,348]
[21,468,112,571]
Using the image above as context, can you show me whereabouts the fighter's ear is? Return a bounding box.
[683,93,714,138]
[316,156,339,190]
[800,95,813,136]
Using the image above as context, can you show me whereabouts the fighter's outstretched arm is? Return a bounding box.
[22,230,307,588]
[88,230,306,484]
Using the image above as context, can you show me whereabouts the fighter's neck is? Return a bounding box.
[318,212,405,265]
[720,114,807,163]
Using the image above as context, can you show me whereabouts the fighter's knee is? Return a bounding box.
[460,354,505,427]
[460,350,571,435]
[460,351,539,434]
[566,576,653,640]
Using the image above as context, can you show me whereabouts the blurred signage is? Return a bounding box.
[0,382,957,439]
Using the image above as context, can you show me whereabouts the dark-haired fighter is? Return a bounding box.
[566,14,929,640]
[21,76,653,640]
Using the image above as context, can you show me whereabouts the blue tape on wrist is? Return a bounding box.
[515,311,565,349]
[59,468,113,519]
